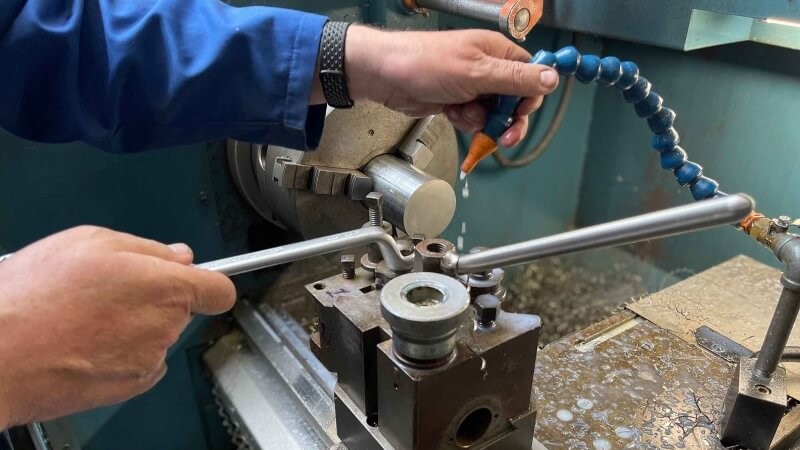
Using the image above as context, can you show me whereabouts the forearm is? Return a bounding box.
[0,0,327,153]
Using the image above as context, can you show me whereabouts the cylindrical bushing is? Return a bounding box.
[364,155,456,238]
[380,272,470,363]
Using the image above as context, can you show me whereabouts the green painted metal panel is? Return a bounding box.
[541,1,800,51]
[0,135,226,259]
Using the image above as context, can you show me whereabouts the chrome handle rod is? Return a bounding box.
[197,226,414,276]
[444,193,754,275]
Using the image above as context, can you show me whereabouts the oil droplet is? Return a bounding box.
[459,170,467,181]
[461,179,470,199]
[577,399,594,410]
[461,221,467,234]
[592,438,611,450]
[457,236,464,251]
[556,410,573,422]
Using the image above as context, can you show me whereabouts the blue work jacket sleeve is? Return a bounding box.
[0,1,328,153]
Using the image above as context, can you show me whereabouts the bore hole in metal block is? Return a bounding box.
[756,384,772,395]
[360,285,375,294]
[404,286,444,307]
[456,408,492,447]
[426,242,448,253]
[366,413,379,428]
[401,248,414,256]
[313,283,326,291]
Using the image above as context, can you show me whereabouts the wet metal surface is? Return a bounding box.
[626,256,800,397]
[534,311,733,450]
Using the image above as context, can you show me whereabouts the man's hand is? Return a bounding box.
[0,226,235,428]
[313,26,559,148]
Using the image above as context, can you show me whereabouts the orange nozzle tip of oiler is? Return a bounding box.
[461,132,498,176]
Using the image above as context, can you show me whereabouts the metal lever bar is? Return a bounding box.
[442,193,754,275]
[197,226,414,276]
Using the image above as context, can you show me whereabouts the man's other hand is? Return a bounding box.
[0,226,235,428]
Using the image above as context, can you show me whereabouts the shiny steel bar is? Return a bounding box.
[412,0,538,40]
[198,226,414,276]
[416,0,502,22]
[444,194,754,274]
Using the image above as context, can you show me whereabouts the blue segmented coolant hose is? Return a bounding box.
[475,46,723,201]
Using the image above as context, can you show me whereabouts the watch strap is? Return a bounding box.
[319,21,354,109]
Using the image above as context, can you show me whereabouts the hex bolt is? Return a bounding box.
[474,294,500,327]
[366,192,384,227]
[341,254,356,279]
[776,216,792,230]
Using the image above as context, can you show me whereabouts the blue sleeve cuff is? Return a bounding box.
[225,11,328,151]
[281,13,328,150]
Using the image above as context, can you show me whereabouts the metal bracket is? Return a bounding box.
[720,357,788,450]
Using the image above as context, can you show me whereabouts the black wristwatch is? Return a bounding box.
[319,21,354,109]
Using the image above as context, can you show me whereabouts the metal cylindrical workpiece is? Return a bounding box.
[444,194,754,274]
[381,272,470,363]
[409,0,541,40]
[364,155,456,238]
[754,287,800,378]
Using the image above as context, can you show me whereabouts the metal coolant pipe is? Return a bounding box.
[754,233,800,378]
[411,0,540,40]
[417,0,504,21]
[754,287,800,378]
[198,226,414,275]
[444,194,754,274]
